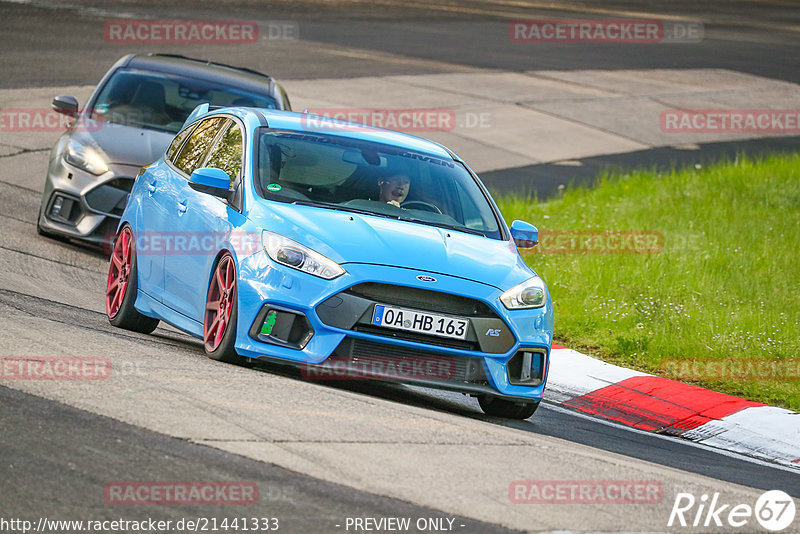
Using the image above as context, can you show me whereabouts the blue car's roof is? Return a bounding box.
[251,109,454,160]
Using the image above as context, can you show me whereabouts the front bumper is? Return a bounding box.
[233,254,553,401]
[38,153,140,247]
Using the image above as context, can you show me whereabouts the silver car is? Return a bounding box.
[38,53,291,247]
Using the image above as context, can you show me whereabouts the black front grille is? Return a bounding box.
[327,337,489,385]
[345,282,496,318]
[354,324,477,351]
[316,283,514,355]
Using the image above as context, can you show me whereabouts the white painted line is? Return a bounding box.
[547,346,800,470]
[542,401,800,474]
[684,406,800,467]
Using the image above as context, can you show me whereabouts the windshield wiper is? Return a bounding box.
[396,217,487,237]
[288,199,394,219]
[283,199,487,236]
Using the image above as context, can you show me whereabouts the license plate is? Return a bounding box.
[371,304,469,340]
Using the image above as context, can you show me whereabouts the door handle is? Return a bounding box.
[147,181,156,195]
[177,201,188,215]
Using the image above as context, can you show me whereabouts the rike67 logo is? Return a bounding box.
[668,490,795,531]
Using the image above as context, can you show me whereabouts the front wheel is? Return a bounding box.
[478,395,539,419]
[203,253,244,365]
[106,226,159,334]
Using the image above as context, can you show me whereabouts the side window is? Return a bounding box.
[173,117,228,176]
[166,124,196,162]
[205,122,243,186]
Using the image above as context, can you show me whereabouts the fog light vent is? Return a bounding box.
[47,193,82,224]
[507,350,545,385]
[51,196,64,217]
[249,306,314,349]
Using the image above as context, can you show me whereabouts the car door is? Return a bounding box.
[136,123,196,302]
[163,117,248,323]
[158,116,230,315]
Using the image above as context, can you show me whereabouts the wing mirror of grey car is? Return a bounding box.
[52,95,79,116]
[189,167,233,199]
[510,220,539,248]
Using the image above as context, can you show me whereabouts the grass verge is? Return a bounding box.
[495,154,800,411]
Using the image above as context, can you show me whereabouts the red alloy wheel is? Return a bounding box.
[106,227,133,318]
[204,254,236,352]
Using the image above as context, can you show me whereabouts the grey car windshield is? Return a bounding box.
[91,68,278,134]
[255,129,502,240]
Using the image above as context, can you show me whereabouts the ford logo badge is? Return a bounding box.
[416,275,437,283]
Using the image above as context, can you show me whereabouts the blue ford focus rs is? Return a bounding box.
[106,105,554,419]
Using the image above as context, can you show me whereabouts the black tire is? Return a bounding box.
[203,253,247,366]
[106,226,159,334]
[478,395,539,419]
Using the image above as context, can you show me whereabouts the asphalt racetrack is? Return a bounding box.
[1,1,799,532]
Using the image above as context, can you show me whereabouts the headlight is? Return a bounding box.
[500,276,547,309]
[262,230,345,280]
[64,140,109,175]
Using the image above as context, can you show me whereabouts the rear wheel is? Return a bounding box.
[203,253,244,365]
[478,395,539,420]
[106,226,159,333]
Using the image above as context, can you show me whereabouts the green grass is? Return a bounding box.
[495,154,800,411]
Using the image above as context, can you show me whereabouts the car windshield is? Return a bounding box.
[255,129,502,240]
[90,68,278,134]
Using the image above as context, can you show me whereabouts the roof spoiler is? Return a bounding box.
[181,103,229,129]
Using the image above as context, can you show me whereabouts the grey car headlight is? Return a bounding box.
[262,230,345,280]
[500,276,547,309]
[64,140,109,176]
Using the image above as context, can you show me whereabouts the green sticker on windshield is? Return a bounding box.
[267,183,282,192]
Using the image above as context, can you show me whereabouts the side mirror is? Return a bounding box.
[52,95,79,116]
[189,167,231,199]
[510,220,538,248]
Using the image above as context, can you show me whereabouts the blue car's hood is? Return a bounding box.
[252,202,535,291]
[70,121,175,167]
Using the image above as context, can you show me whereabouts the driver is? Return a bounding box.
[377,173,410,207]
